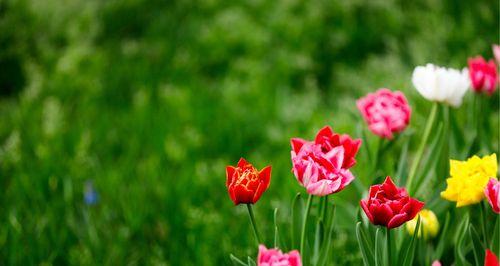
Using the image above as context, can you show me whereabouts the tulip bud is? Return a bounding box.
[406,209,439,239]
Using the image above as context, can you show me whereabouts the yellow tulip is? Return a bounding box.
[441,154,497,207]
[406,209,439,238]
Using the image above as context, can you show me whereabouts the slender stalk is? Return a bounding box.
[406,102,438,193]
[300,194,313,256]
[246,204,261,245]
[386,228,391,266]
[480,201,488,246]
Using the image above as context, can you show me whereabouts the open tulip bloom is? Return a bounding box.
[226,158,271,205]
[291,126,361,196]
[357,88,411,139]
[412,63,469,107]
[257,245,302,266]
[468,56,498,95]
[361,176,424,229]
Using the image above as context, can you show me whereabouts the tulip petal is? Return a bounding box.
[291,138,308,153]
[237,158,249,168]
[259,166,272,187]
[360,200,374,223]
[387,213,408,229]
[315,126,334,144]
[226,166,236,187]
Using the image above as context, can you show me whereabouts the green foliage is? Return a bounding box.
[0,0,498,264]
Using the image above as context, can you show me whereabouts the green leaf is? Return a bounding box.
[312,218,324,265]
[395,137,410,184]
[455,214,472,266]
[469,224,485,266]
[434,212,450,260]
[273,208,279,248]
[413,122,444,197]
[356,222,375,266]
[230,254,247,266]
[491,215,499,252]
[374,227,382,266]
[318,205,336,266]
[291,193,303,249]
[402,216,421,266]
[247,256,256,266]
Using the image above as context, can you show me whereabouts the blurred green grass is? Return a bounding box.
[0,0,498,265]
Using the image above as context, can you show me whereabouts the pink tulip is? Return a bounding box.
[291,126,361,196]
[432,261,442,266]
[356,89,411,139]
[485,178,500,214]
[468,56,498,95]
[257,245,302,266]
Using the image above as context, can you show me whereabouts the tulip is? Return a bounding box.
[441,154,497,207]
[485,249,500,266]
[258,245,302,266]
[406,209,439,239]
[360,176,425,229]
[468,56,498,95]
[291,126,361,196]
[412,63,469,107]
[356,88,411,139]
[226,158,271,205]
[432,261,442,266]
[485,178,500,213]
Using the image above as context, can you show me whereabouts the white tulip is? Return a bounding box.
[412,64,470,107]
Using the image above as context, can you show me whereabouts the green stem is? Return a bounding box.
[406,102,438,193]
[480,201,488,246]
[300,194,313,256]
[386,228,391,266]
[246,204,261,245]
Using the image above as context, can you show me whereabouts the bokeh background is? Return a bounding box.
[0,0,498,265]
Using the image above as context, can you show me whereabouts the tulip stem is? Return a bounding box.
[300,194,313,258]
[406,102,438,193]
[386,228,391,266]
[246,204,261,245]
[480,201,488,246]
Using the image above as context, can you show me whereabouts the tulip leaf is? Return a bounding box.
[413,122,444,197]
[312,218,324,265]
[491,216,499,252]
[469,223,485,266]
[291,193,303,249]
[402,216,421,266]
[230,254,248,266]
[374,227,383,266]
[247,256,256,266]
[395,137,410,184]
[273,208,279,248]
[318,204,336,266]
[455,214,472,266]
[356,222,374,266]
[433,212,450,260]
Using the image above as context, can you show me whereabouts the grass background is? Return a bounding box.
[0,0,498,265]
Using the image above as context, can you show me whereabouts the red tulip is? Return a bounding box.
[226,158,271,205]
[468,56,498,95]
[485,249,499,266]
[360,176,424,229]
